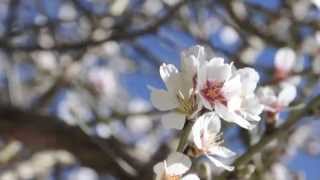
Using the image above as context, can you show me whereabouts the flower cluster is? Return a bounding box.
[149,45,297,179]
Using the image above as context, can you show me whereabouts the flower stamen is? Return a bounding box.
[201,81,227,106]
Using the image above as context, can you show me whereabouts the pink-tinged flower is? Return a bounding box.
[197,58,262,129]
[192,112,235,171]
[153,152,199,180]
[274,47,296,80]
[257,84,297,117]
[149,46,204,130]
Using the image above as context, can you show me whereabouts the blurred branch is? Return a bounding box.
[0,0,187,52]
[0,105,139,179]
[219,0,287,47]
[218,95,320,180]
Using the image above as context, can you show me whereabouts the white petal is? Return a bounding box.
[257,87,277,106]
[206,113,221,134]
[166,152,192,176]
[208,146,236,158]
[222,75,242,98]
[246,114,261,122]
[181,45,205,73]
[278,84,297,106]
[197,63,208,89]
[237,68,259,95]
[192,112,220,149]
[275,47,296,72]
[207,155,234,171]
[215,103,254,130]
[159,63,182,92]
[192,119,206,149]
[182,174,200,180]
[228,96,242,111]
[242,96,264,117]
[207,57,225,66]
[153,162,165,175]
[160,63,178,80]
[149,87,179,111]
[161,112,186,130]
[207,62,232,83]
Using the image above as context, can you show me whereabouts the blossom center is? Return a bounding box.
[201,81,227,106]
[176,91,196,115]
[163,175,180,180]
[199,130,223,154]
[160,171,181,180]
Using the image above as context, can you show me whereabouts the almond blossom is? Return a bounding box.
[153,152,199,180]
[257,84,297,118]
[197,57,263,129]
[191,112,235,171]
[149,46,204,129]
[274,47,296,80]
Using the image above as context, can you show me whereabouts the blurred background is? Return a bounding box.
[0,0,319,179]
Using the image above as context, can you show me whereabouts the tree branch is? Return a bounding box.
[0,105,138,179]
[0,0,187,52]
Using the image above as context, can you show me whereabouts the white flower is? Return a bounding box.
[87,67,117,97]
[257,84,297,116]
[58,91,92,125]
[149,46,204,129]
[153,152,196,180]
[274,47,296,79]
[181,174,200,180]
[197,58,262,129]
[192,112,236,171]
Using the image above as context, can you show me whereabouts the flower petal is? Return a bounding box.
[161,112,186,130]
[166,152,192,176]
[159,63,182,93]
[182,174,200,180]
[206,61,232,83]
[207,57,224,66]
[208,146,236,158]
[153,162,165,175]
[241,96,263,120]
[236,68,259,95]
[192,112,220,149]
[215,103,254,130]
[278,84,297,106]
[222,75,242,98]
[149,87,179,111]
[207,155,234,171]
[257,87,277,106]
[181,45,205,73]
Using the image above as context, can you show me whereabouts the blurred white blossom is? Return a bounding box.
[67,167,98,180]
[220,26,239,45]
[87,67,118,98]
[58,91,93,125]
[257,84,297,117]
[274,47,296,80]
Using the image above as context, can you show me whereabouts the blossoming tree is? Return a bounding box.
[0,1,319,180]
